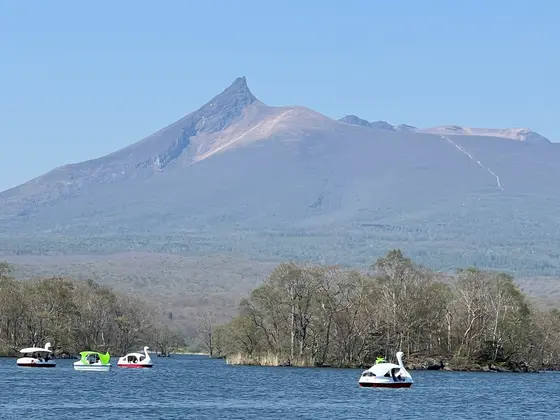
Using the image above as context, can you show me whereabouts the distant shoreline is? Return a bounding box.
[1,352,556,372]
[224,361,545,373]
[223,353,550,373]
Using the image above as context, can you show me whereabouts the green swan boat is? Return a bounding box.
[73,351,112,371]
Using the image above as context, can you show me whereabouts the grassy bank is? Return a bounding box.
[225,352,313,367]
[171,351,209,356]
[224,352,543,373]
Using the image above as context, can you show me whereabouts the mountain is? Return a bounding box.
[338,115,396,131]
[1,77,560,279]
[340,116,552,144]
[417,125,551,143]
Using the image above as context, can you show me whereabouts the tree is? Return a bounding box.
[0,272,183,356]
[217,252,559,370]
[195,310,218,357]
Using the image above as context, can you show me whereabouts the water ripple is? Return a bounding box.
[0,356,557,419]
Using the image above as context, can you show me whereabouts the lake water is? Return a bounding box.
[0,355,558,419]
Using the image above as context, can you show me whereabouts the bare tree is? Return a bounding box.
[195,310,218,357]
[216,250,560,370]
[0,271,182,356]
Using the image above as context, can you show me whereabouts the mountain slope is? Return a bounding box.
[340,116,552,144]
[1,77,559,276]
[0,77,334,217]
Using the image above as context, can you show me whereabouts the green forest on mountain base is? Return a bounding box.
[1,224,558,277]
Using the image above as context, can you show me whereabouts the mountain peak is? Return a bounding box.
[176,77,260,136]
[339,115,372,127]
[208,76,257,107]
[224,76,251,94]
[338,115,396,131]
[229,76,249,91]
[185,77,259,131]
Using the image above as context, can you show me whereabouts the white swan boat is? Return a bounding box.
[17,342,56,367]
[117,346,153,368]
[358,351,413,388]
[73,351,112,371]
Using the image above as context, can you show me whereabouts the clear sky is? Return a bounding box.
[1,0,558,192]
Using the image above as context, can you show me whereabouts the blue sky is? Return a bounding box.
[1,0,558,192]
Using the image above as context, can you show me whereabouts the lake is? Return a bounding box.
[0,355,557,419]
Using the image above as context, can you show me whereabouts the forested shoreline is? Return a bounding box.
[210,250,560,372]
[4,250,560,372]
[0,262,184,357]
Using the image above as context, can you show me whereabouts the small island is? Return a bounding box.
[206,250,560,373]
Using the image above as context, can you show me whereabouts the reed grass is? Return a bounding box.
[225,352,314,367]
